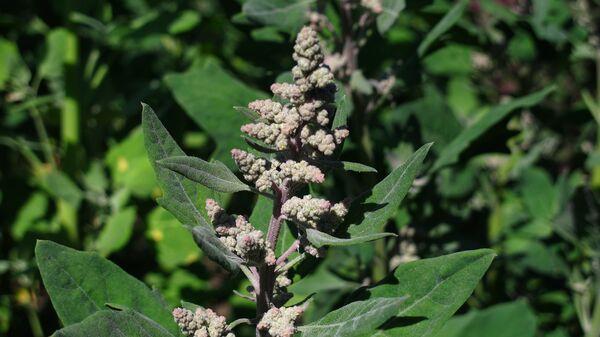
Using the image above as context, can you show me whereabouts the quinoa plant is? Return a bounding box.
[35,25,495,337]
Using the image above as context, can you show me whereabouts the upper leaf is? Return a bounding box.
[158,155,250,193]
[35,240,180,335]
[305,228,394,248]
[142,103,205,227]
[347,143,432,237]
[363,249,495,337]
[431,86,555,172]
[299,297,407,337]
[51,309,179,337]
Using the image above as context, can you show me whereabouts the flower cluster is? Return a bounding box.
[282,195,348,233]
[236,26,347,161]
[172,307,235,337]
[206,199,275,266]
[256,306,304,337]
[232,149,325,192]
[281,195,348,256]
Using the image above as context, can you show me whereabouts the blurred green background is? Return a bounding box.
[1,0,600,336]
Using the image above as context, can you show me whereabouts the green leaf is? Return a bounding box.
[35,240,179,335]
[305,229,394,248]
[146,207,202,270]
[51,309,178,337]
[243,0,315,33]
[142,103,205,227]
[158,156,250,193]
[164,62,266,167]
[95,207,136,256]
[377,0,406,34]
[189,225,243,274]
[434,300,536,337]
[431,87,555,172]
[347,143,432,237]
[364,249,495,337]
[313,160,378,173]
[299,297,407,337]
[417,0,469,57]
[11,192,48,240]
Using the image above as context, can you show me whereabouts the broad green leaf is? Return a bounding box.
[142,103,205,227]
[434,300,536,337]
[35,240,179,335]
[347,143,432,237]
[106,127,157,198]
[299,297,407,337]
[95,207,136,256]
[242,0,315,33]
[146,207,201,270]
[305,229,393,248]
[158,156,250,193]
[164,62,266,167]
[377,0,406,34]
[11,192,48,240]
[51,309,178,337]
[189,226,243,274]
[143,104,238,273]
[364,249,495,337]
[417,0,469,57]
[431,87,555,172]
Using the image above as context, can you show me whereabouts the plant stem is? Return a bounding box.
[26,306,44,337]
[277,240,300,265]
[256,182,291,336]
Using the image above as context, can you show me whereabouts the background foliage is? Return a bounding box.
[1,0,599,336]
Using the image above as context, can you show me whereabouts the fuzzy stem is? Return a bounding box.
[277,240,300,265]
[256,182,290,336]
[277,253,306,273]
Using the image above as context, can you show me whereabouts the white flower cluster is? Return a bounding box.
[172,307,235,337]
[231,149,325,192]
[238,26,348,159]
[256,306,304,337]
[282,195,348,232]
[282,195,349,257]
[206,199,276,266]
